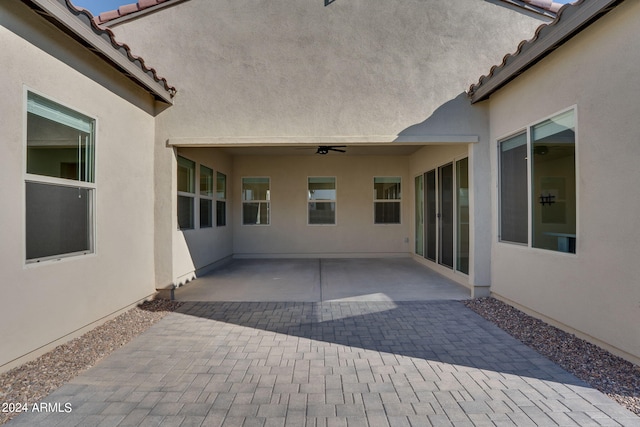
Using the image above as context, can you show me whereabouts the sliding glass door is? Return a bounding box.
[439,163,454,269]
[425,170,437,262]
[416,157,469,274]
[456,158,469,274]
[414,175,424,256]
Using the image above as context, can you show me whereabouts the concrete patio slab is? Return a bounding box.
[8,301,640,426]
[174,258,470,302]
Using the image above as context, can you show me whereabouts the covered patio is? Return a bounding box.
[174,258,470,302]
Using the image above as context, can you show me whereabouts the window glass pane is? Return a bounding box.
[217,172,227,199]
[309,202,336,224]
[200,199,212,228]
[243,202,269,225]
[178,195,194,229]
[308,177,336,200]
[26,182,92,260]
[415,175,424,256]
[242,178,269,201]
[374,202,400,224]
[531,111,576,253]
[500,132,528,244]
[27,93,94,182]
[456,158,469,274]
[177,156,195,193]
[425,170,437,261]
[216,200,226,226]
[374,177,401,200]
[439,164,454,268]
[200,165,213,197]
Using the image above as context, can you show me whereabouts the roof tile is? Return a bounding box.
[64,0,176,97]
[468,0,595,102]
[94,0,177,26]
[119,4,139,15]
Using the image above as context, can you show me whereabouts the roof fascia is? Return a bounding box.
[26,0,174,104]
[469,0,623,104]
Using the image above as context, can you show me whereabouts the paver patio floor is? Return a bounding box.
[8,301,640,426]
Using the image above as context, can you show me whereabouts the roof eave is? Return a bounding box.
[25,0,174,104]
[468,0,624,104]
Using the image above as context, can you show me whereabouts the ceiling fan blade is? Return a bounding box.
[329,148,346,153]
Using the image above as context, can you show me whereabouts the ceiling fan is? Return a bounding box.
[316,145,346,155]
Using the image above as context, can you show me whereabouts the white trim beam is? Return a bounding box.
[167,135,479,147]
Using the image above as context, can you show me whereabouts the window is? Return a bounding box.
[499,109,576,253]
[25,91,95,262]
[374,177,401,224]
[177,156,195,229]
[242,177,270,225]
[199,165,213,228]
[456,158,469,274]
[308,177,336,225]
[216,172,227,226]
[499,132,528,244]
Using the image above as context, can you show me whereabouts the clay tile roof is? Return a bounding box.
[61,0,176,99]
[467,0,622,103]
[93,0,173,26]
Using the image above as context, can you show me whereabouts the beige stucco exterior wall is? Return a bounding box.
[109,0,547,287]
[232,155,411,257]
[111,0,547,141]
[487,1,640,363]
[173,147,234,284]
[0,2,158,371]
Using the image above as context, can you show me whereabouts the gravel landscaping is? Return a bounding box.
[0,299,181,425]
[0,296,638,425]
[464,297,640,416]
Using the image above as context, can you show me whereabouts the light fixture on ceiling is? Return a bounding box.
[316,145,346,155]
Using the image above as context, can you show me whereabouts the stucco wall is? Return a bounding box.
[173,147,234,283]
[231,155,412,257]
[0,2,157,370]
[109,0,546,285]
[111,0,547,141]
[487,1,640,363]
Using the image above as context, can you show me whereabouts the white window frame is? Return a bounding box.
[497,106,578,254]
[216,171,227,227]
[242,176,271,226]
[24,88,97,264]
[373,176,402,225]
[199,164,214,228]
[177,155,196,230]
[307,176,337,226]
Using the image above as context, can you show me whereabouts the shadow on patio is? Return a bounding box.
[171,299,587,388]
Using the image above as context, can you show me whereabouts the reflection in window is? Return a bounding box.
[531,110,576,252]
[308,177,336,225]
[242,177,270,225]
[199,165,213,228]
[177,156,195,229]
[216,172,227,227]
[456,158,469,274]
[498,109,576,253]
[374,177,401,224]
[26,92,95,262]
[499,132,528,244]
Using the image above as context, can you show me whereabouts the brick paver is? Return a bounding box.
[8,301,640,426]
